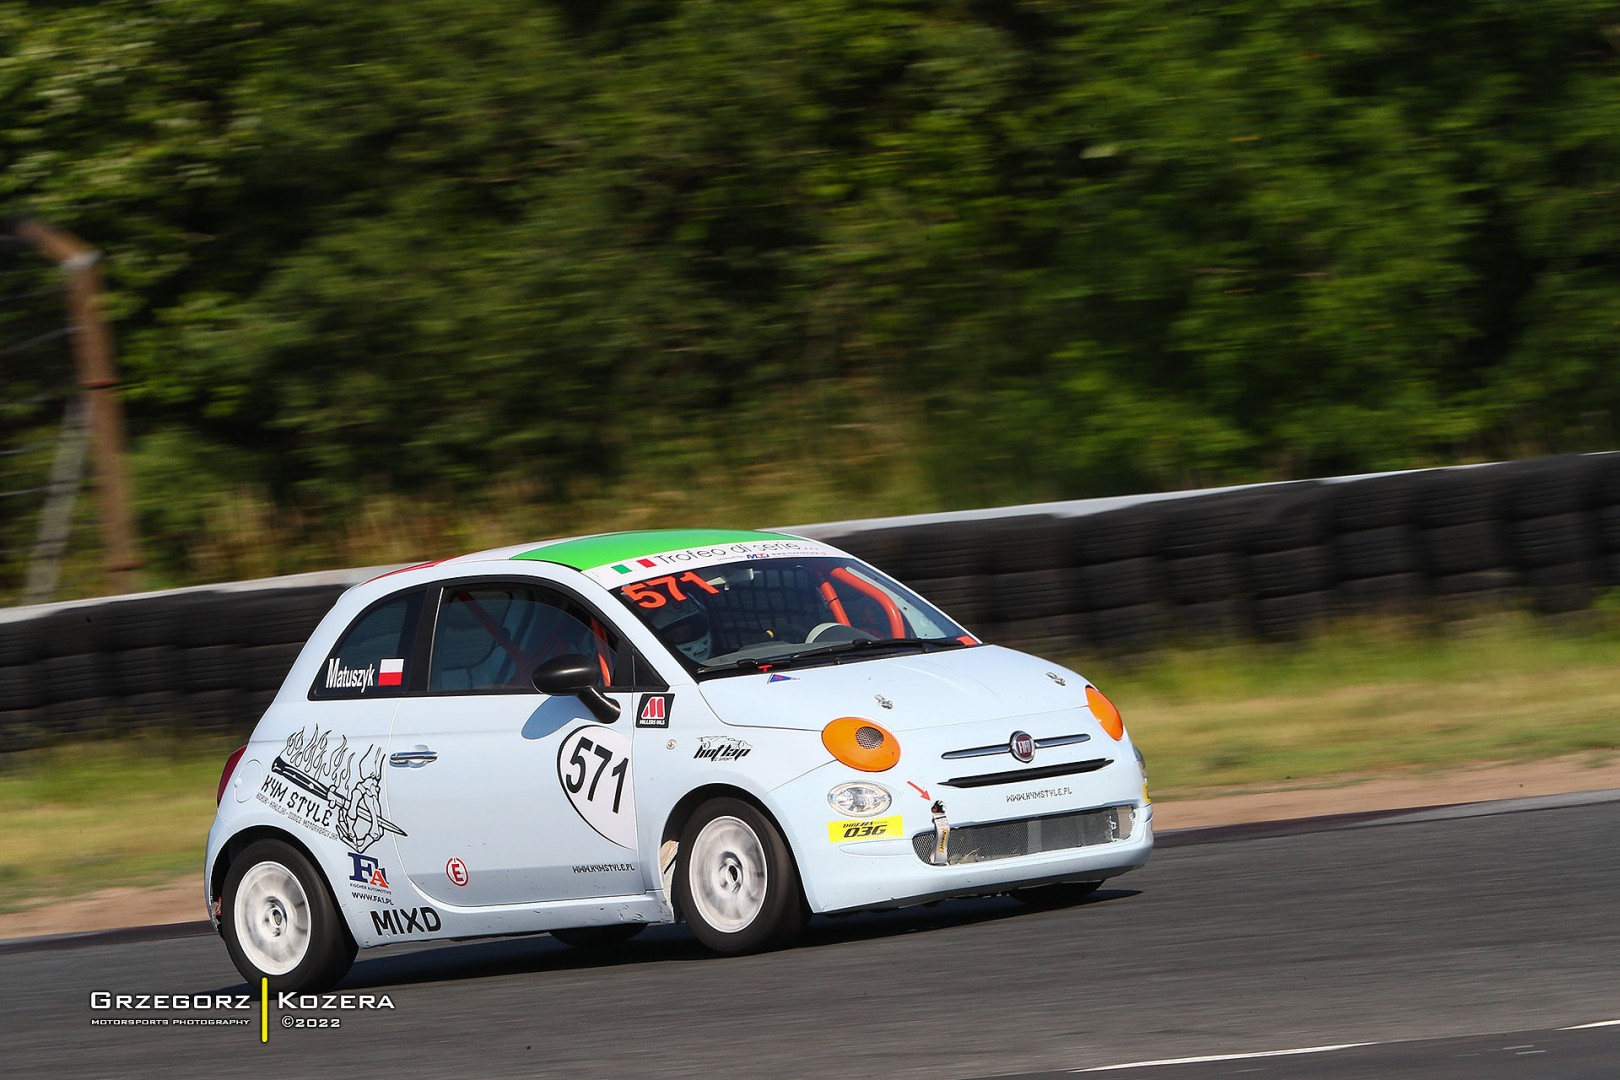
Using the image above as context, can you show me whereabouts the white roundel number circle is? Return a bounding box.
[556,726,637,849]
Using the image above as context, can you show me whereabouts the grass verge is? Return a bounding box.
[0,735,241,915]
[1090,611,1620,793]
[1,612,1618,914]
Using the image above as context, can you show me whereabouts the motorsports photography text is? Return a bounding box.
[88,983,397,1042]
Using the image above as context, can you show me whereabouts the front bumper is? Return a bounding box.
[791,781,1154,914]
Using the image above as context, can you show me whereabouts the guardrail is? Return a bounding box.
[2,452,1617,747]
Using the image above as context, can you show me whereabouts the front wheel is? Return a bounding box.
[220,839,355,992]
[675,798,805,954]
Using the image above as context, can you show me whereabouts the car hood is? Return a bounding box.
[696,645,1090,733]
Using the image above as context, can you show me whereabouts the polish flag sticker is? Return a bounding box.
[379,658,404,687]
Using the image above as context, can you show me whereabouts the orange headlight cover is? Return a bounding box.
[821,716,901,772]
[1086,685,1125,741]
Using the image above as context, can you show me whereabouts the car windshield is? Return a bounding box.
[610,556,971,677]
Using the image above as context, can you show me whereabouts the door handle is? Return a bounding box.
[389,747,438,767]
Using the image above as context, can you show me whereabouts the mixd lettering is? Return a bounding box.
[370,906,441,936]
[325,658,377,692]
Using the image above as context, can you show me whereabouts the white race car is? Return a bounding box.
[206,529,1152,990]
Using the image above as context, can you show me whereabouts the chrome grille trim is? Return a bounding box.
[941,744,1010,760]
[911,805,1136,866]
[942,732,1091,760]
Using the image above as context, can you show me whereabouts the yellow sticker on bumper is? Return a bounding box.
[828,815,903,843]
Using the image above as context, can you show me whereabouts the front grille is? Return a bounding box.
[941,757,1112,789]
[911,806,1135,866]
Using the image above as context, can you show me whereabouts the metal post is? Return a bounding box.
[12,219,141,593]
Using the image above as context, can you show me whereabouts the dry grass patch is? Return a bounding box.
[1078,612,1620,794]
[0,737,236,913]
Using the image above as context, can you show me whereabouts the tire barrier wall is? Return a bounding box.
[0,571,375,750]
[2,453,1618,748]
[805,452,1620,657]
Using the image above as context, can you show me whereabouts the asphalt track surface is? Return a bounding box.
[6,792,1618,1079]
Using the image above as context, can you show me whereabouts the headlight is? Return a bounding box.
[827,782,892,817]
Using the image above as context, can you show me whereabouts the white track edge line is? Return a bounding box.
[1076,1043,1374,1072]
[1562,1019,1620,1030]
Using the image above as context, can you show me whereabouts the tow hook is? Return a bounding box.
[929,800,951,866]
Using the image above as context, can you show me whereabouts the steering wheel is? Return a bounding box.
[806,622,873,644]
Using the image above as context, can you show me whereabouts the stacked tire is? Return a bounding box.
[1496,456,1604,612]
[1416,465,1516,611]
[1150,491,1262,642]
[1328,474,1428,616]
[0,615,50,749]
[1593,453,1620,591]
[1247,483,1335,639]
[1067,505,1168,650]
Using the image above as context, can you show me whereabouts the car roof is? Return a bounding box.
[432,529,800,570]
[506,529,794,570]
[363,529,837,589]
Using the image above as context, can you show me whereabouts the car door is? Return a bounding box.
[261,589,422,863]
[384,580,647,908]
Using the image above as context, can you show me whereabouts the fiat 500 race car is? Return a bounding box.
[206,529,1152,991]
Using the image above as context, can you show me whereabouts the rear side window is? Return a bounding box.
[430,585,620,693]
[310,590,423,699]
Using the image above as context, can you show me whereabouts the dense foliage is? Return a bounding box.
[2,0,1618,591]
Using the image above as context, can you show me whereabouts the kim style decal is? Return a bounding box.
[256,726,406,853]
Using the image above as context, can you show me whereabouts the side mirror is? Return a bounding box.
[532,653,620,723]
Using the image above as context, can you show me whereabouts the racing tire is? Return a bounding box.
[1011,880,1104,908]
[675,798,804,954]
[550,925,647,950]
[221,839,355,993]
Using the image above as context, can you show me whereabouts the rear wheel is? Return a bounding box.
[220,839,355,992]
[1011,880,1104,908]
[675,798,804,953]
[550,925,646,950]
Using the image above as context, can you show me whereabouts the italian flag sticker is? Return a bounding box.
[611,558,659,574]
[379,658,404,687]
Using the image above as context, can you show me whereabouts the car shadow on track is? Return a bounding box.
[325,888,1139,992]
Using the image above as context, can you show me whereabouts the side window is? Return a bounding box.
[430,585,620,693]
[310,590,423,699]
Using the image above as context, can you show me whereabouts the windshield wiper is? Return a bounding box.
[787,636,966,661]
[851,636,965,651]
[699,637,963,674]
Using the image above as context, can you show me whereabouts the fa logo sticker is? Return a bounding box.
[348,851,390,890]
[636,693,673,728]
